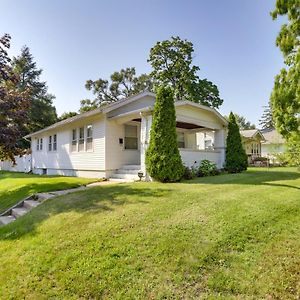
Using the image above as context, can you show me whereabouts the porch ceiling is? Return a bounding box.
[176,122,204,130]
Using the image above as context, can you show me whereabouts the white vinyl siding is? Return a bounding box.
[31,117,105,175]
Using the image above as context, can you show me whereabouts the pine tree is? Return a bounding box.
[225,112,248,173]
[259,102,274,130]
[0,34,30,162]
[12,46,57,145]
[145,86,184,182]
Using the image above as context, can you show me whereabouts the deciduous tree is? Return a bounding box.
[225,113,256,130]
[148,36,223,108]
[81,67,153,112]
[270,0,300,139]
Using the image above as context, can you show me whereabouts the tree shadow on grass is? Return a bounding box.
[184,170,300,190]
[0,183,171,240]
[0,181,90,214]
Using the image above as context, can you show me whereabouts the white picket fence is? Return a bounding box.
[0,154,32,173]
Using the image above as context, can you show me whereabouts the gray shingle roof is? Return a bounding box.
[261,128,285,144]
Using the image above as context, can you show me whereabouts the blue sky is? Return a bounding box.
[1,0,284,126]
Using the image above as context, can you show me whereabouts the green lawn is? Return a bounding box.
[0,168,299,299]
[0,171,95,213]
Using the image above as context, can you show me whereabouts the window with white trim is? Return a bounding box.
[36,138,40,151]
[40,138,43,151]
[124,125,138,150]
[86,125,93,151]
[71,129,77,152]
[78,127,85,152]
[48,136,52,151]
[53,134,57,151]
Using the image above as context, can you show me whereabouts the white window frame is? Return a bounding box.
[71,129,78,152]
[48,136,52,152]
[86,124,93,151]
[78,127,85,152]
[53,134,57,151]
[40,138,43,151]
[124,124,138,150]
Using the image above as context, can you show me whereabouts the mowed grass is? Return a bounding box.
[0,168,299,299]
[0,171,95,213]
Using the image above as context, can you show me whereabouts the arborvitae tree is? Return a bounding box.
[225,112,248,173]
[145,86,184,182]
[259,102,274,130]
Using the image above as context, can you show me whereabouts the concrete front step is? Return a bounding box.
[110,173,140,180]
[122,165,141,170]
[109,178,134,183]
[116,169,141,175]
[11,207,29,218]
[0,215,16,225]
[23,200,41,210]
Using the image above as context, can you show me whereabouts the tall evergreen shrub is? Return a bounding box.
[225,112,248,173]
[145,86,184,182]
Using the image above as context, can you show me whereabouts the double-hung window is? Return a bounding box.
[79,127,85,152]
[124,125,138,150]
[48,136,52,151]
[86,125,93,151]
[40,138,43,151]
[72,129,77,152]
[36,139,40,151]
[53,134,57,151]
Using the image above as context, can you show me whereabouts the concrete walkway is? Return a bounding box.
[0,179,129,226]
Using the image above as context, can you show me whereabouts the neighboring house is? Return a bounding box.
[261,128,286,160]
[24,91,228,180]
[240,129,265,164]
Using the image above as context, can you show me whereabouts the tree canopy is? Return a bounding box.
[148,36,223,108]
[270,0,300,140]
[12,46,57,140]
[0,34,30,162]
[225,113,255,130]
[81,67,153,112]
[58,111,78,121]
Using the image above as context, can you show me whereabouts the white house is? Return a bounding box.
[261,128,286,159]
[24,91,227,180]
[240,129,265,164]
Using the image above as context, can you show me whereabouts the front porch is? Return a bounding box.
[105,98,227,180]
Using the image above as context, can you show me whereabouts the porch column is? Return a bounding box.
[214,128,226,168]
[140,113,152,179]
